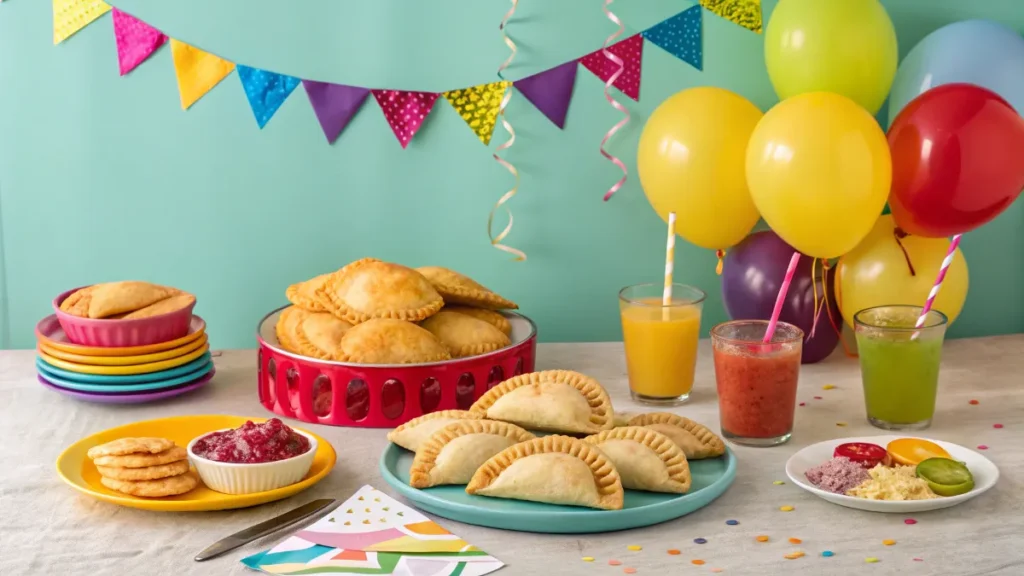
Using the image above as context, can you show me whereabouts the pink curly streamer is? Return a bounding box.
[600,0,630,202]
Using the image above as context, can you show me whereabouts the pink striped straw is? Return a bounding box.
[764,252,801,344]
[915,233,962,330]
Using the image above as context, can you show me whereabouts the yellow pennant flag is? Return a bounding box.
[443,81,511,145]
[701,0,762,34]
[53,0,111,44]
[170,40,235,110]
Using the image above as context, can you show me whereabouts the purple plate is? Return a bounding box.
[37,369,215,404]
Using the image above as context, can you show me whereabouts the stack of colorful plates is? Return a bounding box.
[34,315,215,404]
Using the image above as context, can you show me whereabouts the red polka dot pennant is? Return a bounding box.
[578,34,644,101]
[371,90,440,149]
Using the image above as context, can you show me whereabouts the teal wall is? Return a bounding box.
[0,0,1021,349]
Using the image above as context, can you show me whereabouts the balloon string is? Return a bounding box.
[715,249,725,276]
[893,227,916,276]
[825,260,857,358]
[600,0,629,202]
[809,257,820,339]
[489,0,525,261]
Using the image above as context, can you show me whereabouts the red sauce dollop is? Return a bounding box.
[192,418,310,463]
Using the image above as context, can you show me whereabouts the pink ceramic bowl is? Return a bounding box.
[52,286,196,347]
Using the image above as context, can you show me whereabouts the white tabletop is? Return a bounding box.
[2,336,1022,575]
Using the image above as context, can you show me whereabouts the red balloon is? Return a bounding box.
[888,83,1024,237]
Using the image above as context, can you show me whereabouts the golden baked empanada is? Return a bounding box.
[122,292,195,319]
[293,312,354,360]
[416,266,518,310]
[419,310,511,358]
[337,319,450,364]
[584,427,691,493]
[470,370,613,434]
[446,306,512,336]
[286,273,332,313]
[466,435,623,510]
[319,259,443,324]
[387,410,484,452]
[86,281,173,319]
[59,286,95,317]
[409,420,534,488]
[627,413,725,460]
[275,306,309,353]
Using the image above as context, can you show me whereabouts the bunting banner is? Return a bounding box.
[34,2,760,146]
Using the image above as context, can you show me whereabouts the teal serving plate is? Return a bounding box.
[380,442,737,533]
[35,353,213,384]
[36,359,214,393]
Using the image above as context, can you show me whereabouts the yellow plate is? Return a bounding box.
[38,334,209,366]
[56,415,336,512]
[35,315,207,357]
[38,344,210,375]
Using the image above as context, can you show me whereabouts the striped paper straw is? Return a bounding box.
[663,212,677,319]
[764,252,801,344]
[915,233,962,331]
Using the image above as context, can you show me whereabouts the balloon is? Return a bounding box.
[888,20,1024,125]
[888,83,1024,238]
[746,92,891,259]
[836,215,969,327]
[722,231,840,364]
[765,0,897,115]
[637,87,763,250]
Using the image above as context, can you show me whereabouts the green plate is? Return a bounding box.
[379,443,737,534]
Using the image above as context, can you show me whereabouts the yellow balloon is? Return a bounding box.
[637,87,763,250]
[837,215,969,327]
[745,92,891,259]
[765,0,897,115]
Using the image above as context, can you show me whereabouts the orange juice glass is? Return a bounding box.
[619,283,705,405]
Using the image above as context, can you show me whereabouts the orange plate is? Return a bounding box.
[38,333,209,366]
[56,415,336,512]
[36,314,207,357]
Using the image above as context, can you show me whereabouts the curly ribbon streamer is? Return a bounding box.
[489,0,526,261]
[809,257,820,339]
[824,259,857,358]
[600,0,630,202]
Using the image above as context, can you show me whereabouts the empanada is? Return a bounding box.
[85,281,174,319]
[466,435,623,510]
[416,266,518,310]
[409,419,534,488]
[387,410,484,452]
[122,292,195,319]
[286,273,332,313]
[293,312,354,360]
[445,306,512,336]
[627,413,725,460]
[470,370,613,434]
[337,319,450,364]
[420,310,511,358]
[275,306,309,354]
[583,427,691,493]
[59,286,95,317]
[318,259,443,324]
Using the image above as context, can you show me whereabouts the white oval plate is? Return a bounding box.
[785,435,999,513]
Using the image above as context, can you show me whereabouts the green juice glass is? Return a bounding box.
[854,305,948,431]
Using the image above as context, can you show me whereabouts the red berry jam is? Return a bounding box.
[192,418,310,463]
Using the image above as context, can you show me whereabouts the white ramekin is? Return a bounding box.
[187,429,317,495]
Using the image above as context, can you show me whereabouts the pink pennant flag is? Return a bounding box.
[578,34,644,101]
[371,89,439,148]
[112,9,166,76]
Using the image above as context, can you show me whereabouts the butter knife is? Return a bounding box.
[194,498,336,562]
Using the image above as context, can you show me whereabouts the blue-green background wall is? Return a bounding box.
[0,0,1021,349]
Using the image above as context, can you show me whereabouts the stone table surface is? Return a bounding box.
[2,336,1022,575]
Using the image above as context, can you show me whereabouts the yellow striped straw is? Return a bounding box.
[663,212,677,319]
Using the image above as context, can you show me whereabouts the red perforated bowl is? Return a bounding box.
[255,307,537,428]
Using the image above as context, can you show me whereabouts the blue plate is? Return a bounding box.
[380,442,737,533]
[36,360,214,393]
[35,353,213,384]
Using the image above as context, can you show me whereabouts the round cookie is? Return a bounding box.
[87,437,175,459]
[91,446,187,469]
[96,460,190,482]
[100,471,199,497]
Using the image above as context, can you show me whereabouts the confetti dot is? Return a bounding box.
[609,559,622,566]
[667,549,681,555]
[978,445,989,450]
[969,399,979,405]
[814,396,823,400]
[756,535,770,542]
[822,384,836,390]
[904,518,917,525]
[780,505,794,512]
[883,539,896,546]
[726,519,740,525]
[582,557,594,562]
[627,545,642,551]
[799,402,806,407]
[773,480,785,485]
[784,552,805,560]
[692,559,706,565]
[822,550,835,557]
[913,558,924,562]
[624,568,637,575]
[865,557,880,563]
[788,537,802,544]
[836,422,848,427]
[994,423,1004,429]
[694,538,708,544]
[711,569,724,574]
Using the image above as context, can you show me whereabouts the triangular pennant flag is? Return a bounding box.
[578,34,643,101]
[371,90,439,149]
[443,81,511,145]
[236,65,301,129]
[302,81,370,144]
[700,0,762,34]
[53,0,111,44]
[643,5,703,71]
[170,40,235,110]
[112,9,166,75]
[515,62,578,129]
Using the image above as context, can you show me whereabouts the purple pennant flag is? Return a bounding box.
[514,61,578,129]
[302,81,370,144]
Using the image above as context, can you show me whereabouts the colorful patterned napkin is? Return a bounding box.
[242,485,504,575]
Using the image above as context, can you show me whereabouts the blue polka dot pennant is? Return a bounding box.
[642,5,703,71]
[237,65,302,128]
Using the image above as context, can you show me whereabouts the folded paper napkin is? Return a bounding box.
[242,485,504,575]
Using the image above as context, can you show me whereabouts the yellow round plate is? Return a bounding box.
[36,314,207,357]
[56,415,337,512]
[38,344,210,375]
[38,333,209,366]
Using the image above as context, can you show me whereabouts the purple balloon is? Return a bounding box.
[722,231,841,364]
